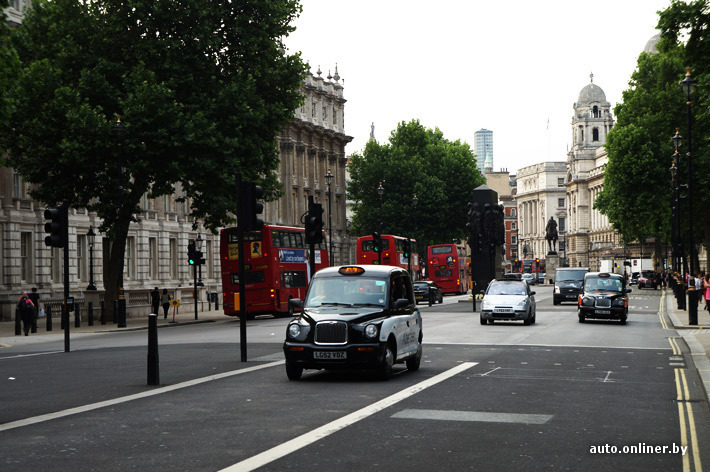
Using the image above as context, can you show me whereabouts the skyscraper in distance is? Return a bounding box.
[474,129,493,173]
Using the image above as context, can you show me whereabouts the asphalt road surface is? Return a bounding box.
[1,285,707,471]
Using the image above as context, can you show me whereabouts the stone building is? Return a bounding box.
[564,75,619,270]
[516,162,567,261]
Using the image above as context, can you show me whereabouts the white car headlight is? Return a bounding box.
[515,299,528,309]
[365,324,378,338]
[288,323,301,338]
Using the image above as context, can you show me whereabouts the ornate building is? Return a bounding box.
[565,75,619,270]
[275,67,353,265]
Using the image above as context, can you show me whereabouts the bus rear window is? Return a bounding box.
[362,240,390,252]
[435,269,453,277]
[431,246,453,254]
[281,270,307,288]
[230,271,266,285]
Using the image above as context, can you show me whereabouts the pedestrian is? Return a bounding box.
[28,287,41,332]
[161,288,171,319]
[150,287,160,315]
[704,274,710,312]
[17,291,35,336]
[696,273,704,306]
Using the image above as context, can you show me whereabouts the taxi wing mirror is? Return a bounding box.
[289,298,303,308]
[625,289,632,294]
[393,298,410,309]
[530,291,536,296]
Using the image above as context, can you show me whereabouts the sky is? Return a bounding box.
[284,0,674,174]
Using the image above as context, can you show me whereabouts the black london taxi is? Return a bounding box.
[578,272,632,324]
[283,265,423,380]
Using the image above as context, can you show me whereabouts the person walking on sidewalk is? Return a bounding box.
[150,287,160,315]
[704,274,710,312]
[17,292,35,336]
[28,287,41,332]
[161,288,171,319]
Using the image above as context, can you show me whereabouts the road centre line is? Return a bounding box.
[0,360,284,433]
[219,362,478,472]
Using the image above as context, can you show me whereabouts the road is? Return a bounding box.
[1,285,707,471]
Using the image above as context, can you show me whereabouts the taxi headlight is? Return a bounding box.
[365,324,378,339]
[582,297,595,307]
[612,298,625,307]
[554,286,560,293]
[288,323,301,338]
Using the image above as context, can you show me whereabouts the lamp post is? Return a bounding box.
[194,233,204,320]
[377,181,384,234]
[325,169,334,266]
[86,226,96,290]
[679,67,697,276]
[670,132,682,274]
[111,115,126,327]
[412,194,418,279]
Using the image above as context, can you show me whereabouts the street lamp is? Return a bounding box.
[86,226,97,290]
[670,132,682,274]
[111,115,126,327]
[377,181,384,233]
[412,193,418,279]
[325,169,334,266]
[679,67,697,276]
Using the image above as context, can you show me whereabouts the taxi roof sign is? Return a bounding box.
[338,266,366,275]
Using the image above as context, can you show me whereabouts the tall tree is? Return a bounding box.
[0,0,20,128]
[0,0,307,320]
[347,120,485,248]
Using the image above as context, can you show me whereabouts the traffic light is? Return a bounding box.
[305,199,324,244]
[241,182,264,232]
[187,241,196,265]
[466,201,477,253]
[195,249,206,265]
[44,203,68,248]
[372,232,382,254]
[403,239,411,259]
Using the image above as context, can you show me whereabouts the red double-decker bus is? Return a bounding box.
[518,258,546,275]
[356,234,420,279]
[427,243,470,294]
[220,225,328,318]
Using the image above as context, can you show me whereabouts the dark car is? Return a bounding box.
[578,272,631,324]
[503,273,523,281]
[553,267,589,305]
[630,272,640,285]
[413,281,443,304]
[638,270,658,289]
[283,265,423,380]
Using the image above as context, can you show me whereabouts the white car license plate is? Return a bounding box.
[313,351,346,360]
[494,308,513,314]
[596,310,611,315]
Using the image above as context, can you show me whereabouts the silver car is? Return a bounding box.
[480,279,536,325]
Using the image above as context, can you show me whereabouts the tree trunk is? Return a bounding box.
[103,213,130,323]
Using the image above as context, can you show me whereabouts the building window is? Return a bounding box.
[125,237,134,280]
[148,238,157,279]
[511,235,517,244]
[558,177,565,187]
[593,105,599,118]
[559,217,566,232]
[20,232,31,282]
[559,241,565,252]
[558,198,565,208]
[592,128,599,141]
[206,240,213,278]
[170,238,177,279]
[52,247,61,282]
[13,171,23,198]
[511,208,516,217]
[511,222,516,230]
[77,235,85,281]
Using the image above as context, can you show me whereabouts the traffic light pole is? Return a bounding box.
[62,203,70,352]
[193,263,198,321]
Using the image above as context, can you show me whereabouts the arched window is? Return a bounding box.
[592,128,599,141]
[592,105,599,118]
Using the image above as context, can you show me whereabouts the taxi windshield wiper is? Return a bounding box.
[351,302,383,307]
[320,302,353,307]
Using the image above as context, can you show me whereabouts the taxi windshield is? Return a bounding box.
[304,276,388,308]
[585,277,623,292]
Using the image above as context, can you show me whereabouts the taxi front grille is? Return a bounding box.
[596,298,612,308]
[314,321,347,345]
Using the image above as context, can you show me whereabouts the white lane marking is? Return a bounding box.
[392,409,552,425]
[0,361,284,432]
[220,362,478,472]
[476,366,501,377]
[0,351,63,360]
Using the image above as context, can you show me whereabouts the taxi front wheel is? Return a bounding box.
[286,362,303,381]
[378,342,395,380]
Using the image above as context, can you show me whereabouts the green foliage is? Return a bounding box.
[0,0,20,134]
[347,120,485,246]
[1,0,307,236]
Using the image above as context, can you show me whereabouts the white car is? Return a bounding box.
[521,273,536,285]
[480,279,537,325]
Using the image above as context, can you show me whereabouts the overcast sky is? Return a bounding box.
[285,0,674,174]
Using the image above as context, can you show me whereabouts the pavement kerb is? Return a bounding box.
[664,287,710,403]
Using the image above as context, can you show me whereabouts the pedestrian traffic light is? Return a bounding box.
[195,249,206,265]
[44,203,68,248]
[305,198,324,244]
[403,239,411,259]
[187,241,196,265]
[372,232,382,254]
[241,182,264,232]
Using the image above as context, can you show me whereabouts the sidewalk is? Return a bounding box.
[0,305,228,346]
[665,287,710,398]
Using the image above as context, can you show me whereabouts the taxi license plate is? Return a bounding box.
[596,310,611,315]
[313,351,346,360]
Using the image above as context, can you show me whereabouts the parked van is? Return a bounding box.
[553,267,589,305]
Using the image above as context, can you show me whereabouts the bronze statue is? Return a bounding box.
[545,217,558,253]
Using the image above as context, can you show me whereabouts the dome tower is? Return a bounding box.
[570,73,614,159]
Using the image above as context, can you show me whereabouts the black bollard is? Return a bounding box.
[15,308,21,336]
[147,314,160,386]
[118,298,127,328]
[688,286,698,325]
[472,282,477,313]
[113,299,118,324]
[100,300,106,325]
[88,302,94,327]
[46,305,52,331]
